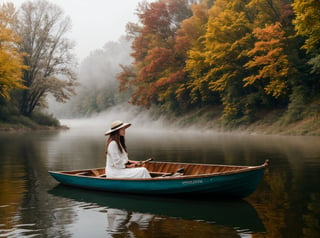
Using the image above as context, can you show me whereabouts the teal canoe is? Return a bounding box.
[48,160,269,198]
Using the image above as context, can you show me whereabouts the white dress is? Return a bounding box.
[106,141,151,179]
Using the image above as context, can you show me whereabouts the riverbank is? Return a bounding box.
[0,122,69,132]
[174,106,320,136]
[1,106,319,136]
[0,111,69,133]
[236,116,320,136]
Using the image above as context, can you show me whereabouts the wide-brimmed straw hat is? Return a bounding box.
[104,120,131,136]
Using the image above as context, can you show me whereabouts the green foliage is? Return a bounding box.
[0,99,20,122]
[30,111,60,127]
[0,98,59,127]
[281,86,308,124]
[293,0,320,53]
[9,115,36,128]
[293,0,320,73]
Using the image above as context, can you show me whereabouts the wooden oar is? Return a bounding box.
[136,158,153,167]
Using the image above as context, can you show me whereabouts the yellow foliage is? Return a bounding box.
[264,79,286,98]
[293,0,320,53]
[185,49,207,78]
[222,101,238,120]
[0,2,27,99]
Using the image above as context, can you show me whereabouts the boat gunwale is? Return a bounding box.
[48,160,269,181]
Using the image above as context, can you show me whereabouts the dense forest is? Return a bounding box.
[118,0,320,128]
[1,0,319,133]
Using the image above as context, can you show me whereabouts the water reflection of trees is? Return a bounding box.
[0,133,77,237]
[249,169,289,238]
[0,164,26,233]
[0,134,27,234]
[248,154,320,238]
[19,133,78,238]
[303,193,320,237]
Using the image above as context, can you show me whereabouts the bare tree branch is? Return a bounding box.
[14,0,78,116]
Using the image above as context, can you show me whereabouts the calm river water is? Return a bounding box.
[0,119,320,237]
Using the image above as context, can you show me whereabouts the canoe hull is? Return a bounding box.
[49,161,267,198]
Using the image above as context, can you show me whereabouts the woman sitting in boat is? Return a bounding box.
[105,120,151,179]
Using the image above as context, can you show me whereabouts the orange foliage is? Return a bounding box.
[244,22,289,98]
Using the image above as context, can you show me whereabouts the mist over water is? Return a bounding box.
[56,104,230,166]
[59,103,211,137]
[58,103,320,166]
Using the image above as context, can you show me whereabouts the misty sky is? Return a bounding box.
[1,0,149,61]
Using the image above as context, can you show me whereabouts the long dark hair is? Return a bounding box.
[105,130,127,154]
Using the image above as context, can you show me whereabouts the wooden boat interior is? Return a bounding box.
[61,161,256,178]
[146,162,249,177]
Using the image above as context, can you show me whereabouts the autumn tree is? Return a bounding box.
[185,0,295,122]
[117,0,318,126]
[119,0,194,112]
[189,0,254,121]
[244,22,289,99]
[14,0,77,116]
[292,0,320,73]
[177,1,214,108]
[0,3,26,99]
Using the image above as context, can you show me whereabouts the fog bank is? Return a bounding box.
[59,104,214,137]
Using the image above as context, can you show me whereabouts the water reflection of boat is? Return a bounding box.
[49,185,265,233]
[49,160,268,198]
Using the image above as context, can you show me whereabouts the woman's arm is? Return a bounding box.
[126,158,153,168]
[126,160,139,168]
